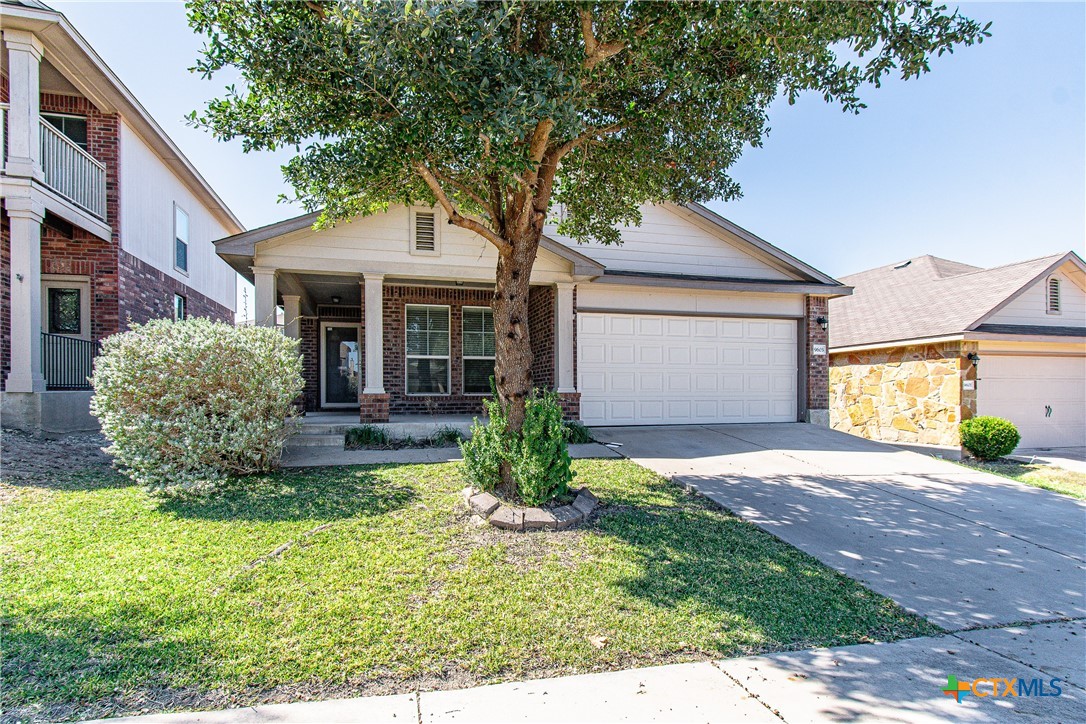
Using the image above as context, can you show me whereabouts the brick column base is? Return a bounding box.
[359,393,390,423]
[557,392,581,422]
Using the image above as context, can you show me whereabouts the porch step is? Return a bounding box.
[285,433,344,448]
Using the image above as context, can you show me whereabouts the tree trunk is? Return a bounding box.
[491,230,542,492]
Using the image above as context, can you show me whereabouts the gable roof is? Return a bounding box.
[215,202,847,294]
[829,251,1086,349]
[1,0,243,234]
[214,210,606,282]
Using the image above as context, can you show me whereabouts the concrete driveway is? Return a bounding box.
[593,423,1086,631]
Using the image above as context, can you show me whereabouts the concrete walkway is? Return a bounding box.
[85,621,1085,723]
[1011,446,1086,475]
[280,442,621,467]
[595,423,1086,631]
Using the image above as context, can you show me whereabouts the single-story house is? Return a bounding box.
[828,252,1086,450]
[214,202,850,425]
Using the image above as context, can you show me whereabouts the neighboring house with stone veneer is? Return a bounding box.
[214,202,848,425]
[1,0,242,432]
[829,252,1086,450]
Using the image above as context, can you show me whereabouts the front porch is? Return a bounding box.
[254,270,579,423]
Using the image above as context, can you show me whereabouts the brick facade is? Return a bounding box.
[117,251,231,326]
[527,285,555,390]
[1,87,234,392]
[804,295,830,421]
[299,317,321,411]
[295,284,564,419]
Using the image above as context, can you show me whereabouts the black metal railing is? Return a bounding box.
[41,333,97,390]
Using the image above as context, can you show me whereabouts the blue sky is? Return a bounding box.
[53,0,1084,307]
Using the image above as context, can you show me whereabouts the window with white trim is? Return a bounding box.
[405,304,450,394]
[174,294,187,321]
[462,306,495,395]
[1047,276,1061,314]
[410,209,439,255]
[42,113,88,150]
[174,205,189,273]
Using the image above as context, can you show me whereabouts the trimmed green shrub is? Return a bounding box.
[90,318,303,493]
[565,420,593,444]
[461,390,575,505]
[960,416,1021,460]
[346,425,389,448]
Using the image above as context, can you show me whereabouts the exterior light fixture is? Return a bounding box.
[967,352,980,368]
[816,316,829,331]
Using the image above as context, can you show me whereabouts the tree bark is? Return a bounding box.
[491,227,543,492]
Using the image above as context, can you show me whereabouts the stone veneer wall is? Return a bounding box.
[829,341,978,446]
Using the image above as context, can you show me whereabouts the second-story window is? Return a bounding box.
[174,205,189,273]
[42,113,88,151]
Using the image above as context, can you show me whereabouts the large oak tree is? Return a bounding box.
[189,0,987,433]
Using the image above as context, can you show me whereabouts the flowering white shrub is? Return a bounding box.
[91,318,303,493]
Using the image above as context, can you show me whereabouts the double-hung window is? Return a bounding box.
[462,306,495,395]
[405,304,450,394]
[174,205,189,273]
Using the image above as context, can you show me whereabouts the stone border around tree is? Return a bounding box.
[463,487,599,531]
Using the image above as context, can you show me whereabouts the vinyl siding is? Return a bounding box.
[118,121,235,309]
[985,263,1086,328]
[543,203,795,281]
[253,205,571,282]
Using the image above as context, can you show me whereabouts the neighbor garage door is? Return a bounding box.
[977,355,1086,449]
[577,312,798,425]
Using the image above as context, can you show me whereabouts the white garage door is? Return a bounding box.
[977,355,1086,449]
[578,313,798,425]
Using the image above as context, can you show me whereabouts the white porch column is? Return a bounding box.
[554,282,576,393]
[252,266,278,328]
[362,273,385,394]
[282,295,301,340]
[5,197,47,392]
[3,29,44,180]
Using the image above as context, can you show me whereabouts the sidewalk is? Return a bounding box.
[85,621,1084,723]
[280,442,621,467]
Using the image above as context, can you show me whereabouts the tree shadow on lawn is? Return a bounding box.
[594,505,936,651]
[160,467,416,523]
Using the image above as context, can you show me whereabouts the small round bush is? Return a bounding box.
[461,390,575,506]
[960,416,1021,460]
[91,318,304,493]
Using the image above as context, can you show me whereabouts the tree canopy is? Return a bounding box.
[189,1,988,247]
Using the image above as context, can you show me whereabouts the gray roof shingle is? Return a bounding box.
[829,253,1075,348]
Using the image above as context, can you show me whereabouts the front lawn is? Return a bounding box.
[2,457,936,722]
[959,458,1086,499]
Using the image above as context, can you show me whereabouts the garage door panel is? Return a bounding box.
[578,312,798,425]
[978,355,1086,449]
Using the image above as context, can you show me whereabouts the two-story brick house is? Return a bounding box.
[1,0,243,432]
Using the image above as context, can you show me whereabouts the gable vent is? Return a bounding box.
[414,211,437,252]
[1047,277,1061,314]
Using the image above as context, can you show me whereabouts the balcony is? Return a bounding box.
[0,105,108,222]
[39,119,107,220]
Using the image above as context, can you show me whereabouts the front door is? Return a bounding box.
[320,323,362,408]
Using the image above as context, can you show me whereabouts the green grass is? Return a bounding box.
[959,458,1086,499]
[1,459,936,720]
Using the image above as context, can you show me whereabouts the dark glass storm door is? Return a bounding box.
[320,323,362,408]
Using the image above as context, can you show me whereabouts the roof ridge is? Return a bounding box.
[947,252,1066,280]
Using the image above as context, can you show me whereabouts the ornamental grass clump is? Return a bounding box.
[91,318,303,494]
